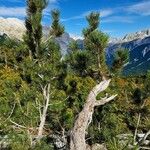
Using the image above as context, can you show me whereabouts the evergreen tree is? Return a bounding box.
[111,48,129,76]
[83,12,109,80]
[24,0,48,58]
[50,9,65,37]
[68,40,79,54]
[83,12,99,37]
[45,9,65,68]
[0,1,150,149]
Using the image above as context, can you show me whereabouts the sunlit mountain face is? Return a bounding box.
[106,29,150,76]
[0,0,150,38]
[1,0,150,76]
[0,16,150,76]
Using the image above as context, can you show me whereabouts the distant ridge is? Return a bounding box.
[107,29,150,75]
[0,17,75,55]
[0,17,26,40]
[0,17,150,75]
[109,29,150,44]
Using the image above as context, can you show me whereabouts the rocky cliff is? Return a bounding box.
[0,17,26,40]
[1,17,150,75]
[0,17,75,56]
[106,29,150,75]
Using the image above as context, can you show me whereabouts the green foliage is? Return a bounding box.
[0,1,150,149]
[47,75,95,131]
[83,12,109,80]
[86,30,109,74]
[83,12,100,37]
[87,30,108,50]
[68,40,79,53]
[24,0,48,58]
[33,139,54,150]
[50,9,65,37]
[111,49,129,75]
[106,137,139,150]
[62,108,74,129]
[66,50,89,76]
[9,133,30,150]
[46,38,61,66]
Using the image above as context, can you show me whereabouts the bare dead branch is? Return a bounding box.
[95,94,117,106]
[10,119,27,129]
[4,103,16,122]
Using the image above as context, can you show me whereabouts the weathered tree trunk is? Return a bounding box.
[37,83,50,141]
[70,80,117,150]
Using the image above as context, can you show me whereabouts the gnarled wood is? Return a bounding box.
[70,80,117,150]
[37,84,50,140]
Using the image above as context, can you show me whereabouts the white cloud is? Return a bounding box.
[100,1,150,24]
[61,9,114,22]
[0,0,60,18]
[43,0,61,17]
[127,1,150,16]
[101,9,114,18]
[69,33,83,40]
[102,16,134,23]
[0,1,59,18]
[0,7,25,17]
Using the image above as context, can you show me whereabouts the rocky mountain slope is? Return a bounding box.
[0,17,26,40]
[55,33,74,55]
[106,29,150,75]
[0,17,74,56]
[0,17,150,75]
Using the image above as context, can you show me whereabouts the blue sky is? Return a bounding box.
[0,0,150,38]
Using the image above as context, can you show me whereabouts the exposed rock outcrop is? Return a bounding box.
[0,17,26,40]
[106,29,150,75]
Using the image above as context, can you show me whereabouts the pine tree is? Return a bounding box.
[83,12,99,37]
[24,0,48,58]
[111,48,129,76]
[50,9,65,37]
[83,12,109,80]
[68,40,79,54]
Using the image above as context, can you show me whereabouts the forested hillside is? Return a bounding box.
[0,0,150,150]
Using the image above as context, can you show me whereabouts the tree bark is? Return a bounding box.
[70,80,117,150]
[36,83,50,141]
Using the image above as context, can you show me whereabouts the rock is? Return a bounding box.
[116,134,133,140]
[106,29,150,76]
[55,32,74,56]
[109,29,150,44]
[142,140,150,146]
[50,134,67,150]
[0,135,11,149]
[137,134,145,138]
[0,17,76,56]
[0,17,26,40]
[86,143,107,150]
[91,143,107,150]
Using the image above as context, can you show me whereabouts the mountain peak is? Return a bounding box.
[122,29,150,42]
[0,17,25,40]
[109,29,150,44]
